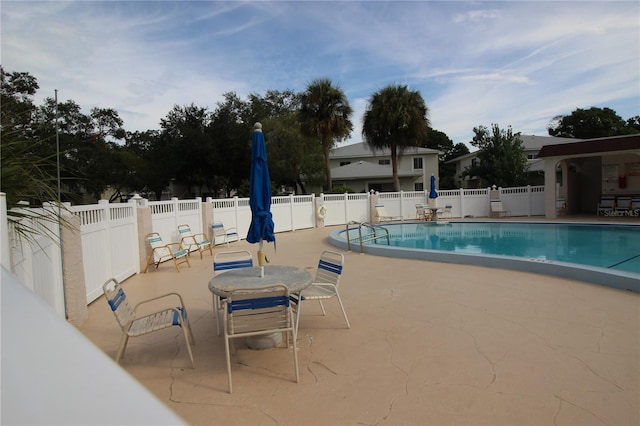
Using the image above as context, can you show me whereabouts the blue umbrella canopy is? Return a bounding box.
[247,123,275,247]
[429,175,438,199]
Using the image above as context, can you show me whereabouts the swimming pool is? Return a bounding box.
[329,221,640,292]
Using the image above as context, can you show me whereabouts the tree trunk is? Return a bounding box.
[323,138,332,191]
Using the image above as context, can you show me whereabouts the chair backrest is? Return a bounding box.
[103,278,133,329]
[314,250,344,286]
[616,196,632,208]
[213,250,253,275]
[146,232,172,260]
[225,284,291,336]
[177,224,194,239]
[212,222,228,238]
[374,204,387,213]
[599,196,615,208]
[490,200,505,212]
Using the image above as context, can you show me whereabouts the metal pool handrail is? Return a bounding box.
[345,221,390,254]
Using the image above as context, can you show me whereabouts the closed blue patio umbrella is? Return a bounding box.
[429,174,438,200]
[246,123,275,277]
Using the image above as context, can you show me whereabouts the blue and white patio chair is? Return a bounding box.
[144,232,191,273]
[211,221,239,246]
[178,223,212,259]
[292,250,350,331]
[615,196,632,211]
[597,195,616,215]
[102,278,195,368]
[212,250,254,335]
[222,284,299,393]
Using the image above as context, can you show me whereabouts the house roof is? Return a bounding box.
[538,134,640,158]
[330,142,440,159]
[446,134,583,163]
[519,135,583,151]
[331,160,422,180]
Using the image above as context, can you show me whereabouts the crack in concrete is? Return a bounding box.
[570,355,624,392]
[554,394,610,425]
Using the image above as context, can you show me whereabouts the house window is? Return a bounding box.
[471,159,477,167]
[378,159,390,165]
[413,157,423,170]
[414,182,424,191]
[527,154,538,160]
[340,161,351,166]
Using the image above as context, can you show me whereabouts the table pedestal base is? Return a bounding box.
[247,332,283,350]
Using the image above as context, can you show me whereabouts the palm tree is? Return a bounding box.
[299,78,353,191]
[362,85,429,191]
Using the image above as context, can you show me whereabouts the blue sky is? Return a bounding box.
[2,1,639,147]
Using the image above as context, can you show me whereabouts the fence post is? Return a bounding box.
[527,185,532,217]
[136,198,152,273]
[171,197,179,233]
[233,196,240,231]
[316,194,325,228]
[289,194,296,232]
[459,188,465,218]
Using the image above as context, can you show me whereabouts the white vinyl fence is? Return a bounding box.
[72,200,139,303]
[1,186,545,318]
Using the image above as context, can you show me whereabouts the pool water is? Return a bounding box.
[361,222,640,274]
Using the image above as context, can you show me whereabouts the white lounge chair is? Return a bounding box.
[144,232,191,273]
[212,250,254,336]
[615,196,632,211]
[438,205,453,219]
[292,250,350,331]
[490,200,511,218]
[374,204,403,222]
[211,221,239,246]
[597,195,615,215]
[223,284,299,393]
[102,278,195,368]
[556,198,567,216]
[177,223,212,259]
[415,203,429,221]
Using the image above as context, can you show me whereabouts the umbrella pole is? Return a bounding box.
[258,240,265,277]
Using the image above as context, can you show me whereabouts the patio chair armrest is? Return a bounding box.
[194,232,211,243]
[133,292,186,311]
[180,236,197,246]
[308,282,338,292]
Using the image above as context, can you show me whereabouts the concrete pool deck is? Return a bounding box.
[79,220,639,425]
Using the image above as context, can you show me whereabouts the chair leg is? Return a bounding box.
[181,324,195,368]
[224,335,233,393]
[115,333,129,364]
[291,328,299,383]
[295,298,302,332]
[318,300,326,316]
[143,253,155,273]
[335,293,351,329]
[214,295,222,336]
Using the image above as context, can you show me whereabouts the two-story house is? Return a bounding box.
[448,135,583,189]
[313,142,441,193]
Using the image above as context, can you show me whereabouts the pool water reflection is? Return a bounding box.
[331,221,640,292]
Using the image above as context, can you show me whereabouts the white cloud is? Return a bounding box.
[2,0,638,146]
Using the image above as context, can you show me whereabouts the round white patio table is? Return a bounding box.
[208,265,312,349]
